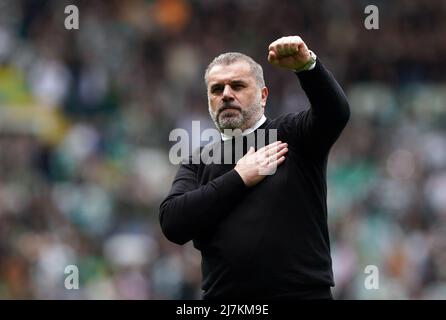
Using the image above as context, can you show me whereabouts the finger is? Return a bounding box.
[278,37,291,56]
[273,146,289,159]
[258,142,283,156]
[269,155,286,168]
[268,51,279,64]
[259,155,286,175]
[245,146,255,164]
[268,44,278,57]
[275,43,284,57]
[257,141,282,153]
[284,36,302,54]
[291,36,303,46]
[264,143,287,157]
[264,146,288,163]
[299,44,310,58]
[284,37,302,56]
[268,40,277,52]
[266,155,287,168]
[279,38,292,57]
[260,147,288,168]
[263,142,288,157]
[296,35,303,42]
[290,42,300,55]
[268,38,283,52]
[283,42,293,56]
[269,36,302,53]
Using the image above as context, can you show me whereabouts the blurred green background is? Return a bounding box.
[0,0,446,299]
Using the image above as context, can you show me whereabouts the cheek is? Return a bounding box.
[210,101,220,115]
[241,92,257,106]
[208,97,217,109]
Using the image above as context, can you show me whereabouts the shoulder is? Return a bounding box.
[267,111,309,132]
[264,111,312,147]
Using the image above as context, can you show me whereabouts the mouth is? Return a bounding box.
[218,106,241,117]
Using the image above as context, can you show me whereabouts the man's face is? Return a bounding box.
[207,61,268,132]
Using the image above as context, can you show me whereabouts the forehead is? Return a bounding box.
[207,61,254,85]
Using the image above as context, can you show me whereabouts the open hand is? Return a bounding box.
[234,141,288,188]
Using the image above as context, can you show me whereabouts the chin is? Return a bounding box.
[220,119,244,130]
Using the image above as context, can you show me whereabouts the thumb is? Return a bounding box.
[247,146,255,154]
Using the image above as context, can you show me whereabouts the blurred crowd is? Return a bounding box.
[0,0,445,299]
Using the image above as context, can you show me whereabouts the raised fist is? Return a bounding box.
[268,36,314,71]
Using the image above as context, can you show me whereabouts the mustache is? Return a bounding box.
[217,104,242,115]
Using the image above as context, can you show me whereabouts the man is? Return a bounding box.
[159,36,350,300]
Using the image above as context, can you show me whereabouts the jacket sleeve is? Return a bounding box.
[280,59,350,158]
[159,162,247,245]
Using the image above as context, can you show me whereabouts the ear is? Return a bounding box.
[261,87,268,108]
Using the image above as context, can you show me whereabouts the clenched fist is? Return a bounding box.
[267,36,315,71]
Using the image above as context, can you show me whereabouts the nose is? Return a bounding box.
[222,85,234,102]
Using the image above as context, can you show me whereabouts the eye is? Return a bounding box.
[231,82,247,90]
[211,86,223,94]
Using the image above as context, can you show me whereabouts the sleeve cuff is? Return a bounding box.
[213,168,246,193]
[293,50,317,73]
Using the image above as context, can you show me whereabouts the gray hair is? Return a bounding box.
[204,52,265,88]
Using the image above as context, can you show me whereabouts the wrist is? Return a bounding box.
[294,50,317,73]
[234,167,248,186]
